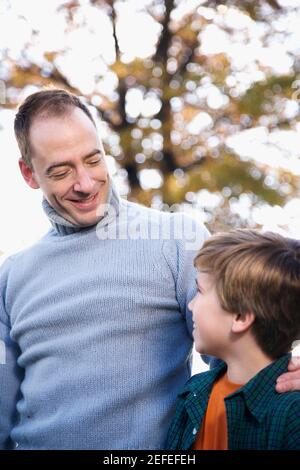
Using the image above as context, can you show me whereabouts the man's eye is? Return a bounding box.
[52,172,68,179]
[88,159,101,165]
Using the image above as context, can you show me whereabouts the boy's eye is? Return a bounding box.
[195,280,202,293]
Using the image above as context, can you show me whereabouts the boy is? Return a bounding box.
[166,229,300,450]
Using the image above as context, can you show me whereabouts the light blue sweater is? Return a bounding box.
[0,180,209,450]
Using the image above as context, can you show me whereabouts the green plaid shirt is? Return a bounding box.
[166,354,300,450]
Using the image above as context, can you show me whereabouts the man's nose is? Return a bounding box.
[73,168,94,193]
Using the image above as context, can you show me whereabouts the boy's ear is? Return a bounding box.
[19,159,40,189]
[231,312,255,334]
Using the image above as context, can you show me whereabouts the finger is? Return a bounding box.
[288,356,300,371]
[276,369,300,382]
[276,379,300,393]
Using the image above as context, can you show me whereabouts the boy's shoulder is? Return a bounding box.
[264,391,300,449]
[267,389,300,415]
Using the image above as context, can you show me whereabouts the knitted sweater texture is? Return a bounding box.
[0,181,209,449]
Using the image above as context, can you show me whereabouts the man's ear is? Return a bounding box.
[19,159,40,189]
[231,312,255,334]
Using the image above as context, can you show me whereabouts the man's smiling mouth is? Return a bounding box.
[68,193,99,211]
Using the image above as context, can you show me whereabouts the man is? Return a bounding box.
[0,89,299,450]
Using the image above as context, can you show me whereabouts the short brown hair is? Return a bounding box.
[194,229,300,359]
[14,88,96,167]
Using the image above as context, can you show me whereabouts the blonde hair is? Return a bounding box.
[194,229,300,359]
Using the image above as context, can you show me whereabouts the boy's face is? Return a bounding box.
[188,272,233,357]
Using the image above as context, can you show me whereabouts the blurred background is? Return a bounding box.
[1,0,300,256]
[1,0,300,367]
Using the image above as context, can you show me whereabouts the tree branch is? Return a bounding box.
[153,0,175,63]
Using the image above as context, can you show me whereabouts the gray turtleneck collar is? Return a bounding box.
[42,178,121,236]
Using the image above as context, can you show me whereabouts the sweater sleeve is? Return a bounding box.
[0,258,23,450]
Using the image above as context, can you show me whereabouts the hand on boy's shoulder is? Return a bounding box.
[276,356,300,393]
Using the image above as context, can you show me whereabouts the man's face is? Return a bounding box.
[19,107,110,227]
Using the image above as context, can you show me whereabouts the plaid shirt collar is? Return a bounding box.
[180,353,291,426]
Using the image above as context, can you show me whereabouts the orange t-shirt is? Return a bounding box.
[192,373,243,450]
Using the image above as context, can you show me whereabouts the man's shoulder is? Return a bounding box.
[0,251,23,273]
[122,199,171,221]
[0,231,52,272]
[122,201,209,250]
[122,200,208,228]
